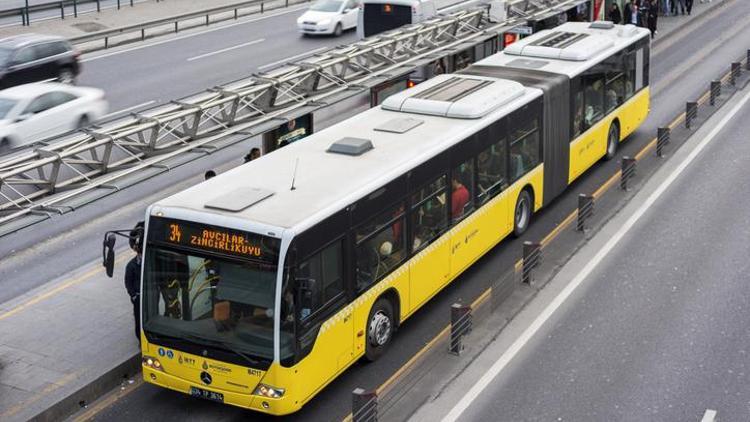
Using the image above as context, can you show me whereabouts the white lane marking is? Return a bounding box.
[442,85,750,422]
[100,100,155,119]
[186,38,265,61]
[701,409,717,422]
[81,4,308,63]
[258,46,329,71]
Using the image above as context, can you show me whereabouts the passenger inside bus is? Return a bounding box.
[355,203,406,290]
[451,177,470,221]
[477,146,506,201]
[585,78,604,126]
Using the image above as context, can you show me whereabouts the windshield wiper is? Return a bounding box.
[177,331,264,368]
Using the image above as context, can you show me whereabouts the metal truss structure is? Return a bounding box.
[0,0,584,232]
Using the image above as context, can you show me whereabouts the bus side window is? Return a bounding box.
[509,101,541,182]
[623,49,637,100]
[476,138,507,204]
[605,51,625,113]
[295,240,344,321]
[355,202,406,292]
[410,175,448,252]
[582,65,605,127]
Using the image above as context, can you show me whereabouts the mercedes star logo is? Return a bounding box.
[200,371,212,385]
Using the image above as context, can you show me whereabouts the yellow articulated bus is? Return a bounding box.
[138,21,650,415]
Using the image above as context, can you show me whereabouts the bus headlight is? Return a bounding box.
[142,355,164,371]
[253,383,285,398]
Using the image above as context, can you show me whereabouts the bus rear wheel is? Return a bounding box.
[513,189,532,238]
[605,122,620,161]
[364,298,394,362]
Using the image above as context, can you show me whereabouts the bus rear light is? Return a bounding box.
[254,383,285,398]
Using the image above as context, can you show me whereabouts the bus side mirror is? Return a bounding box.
[103,232,116,277]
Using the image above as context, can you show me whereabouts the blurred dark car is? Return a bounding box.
[0,34,80,89]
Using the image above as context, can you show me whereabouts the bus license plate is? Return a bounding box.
[190,387,224,403]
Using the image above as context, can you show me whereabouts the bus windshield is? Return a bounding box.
[142,218,283,366]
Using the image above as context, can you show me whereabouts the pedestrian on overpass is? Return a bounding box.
[646,0,659,38]
[608,2,622,24]
[672,0,686,15]
[685,0,693,14]
[125,222,144,344]
[243,147,261,163]
[624,1,640,26]
[638,0,650,28]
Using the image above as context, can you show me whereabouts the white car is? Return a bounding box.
[297,0,360,36]
[0,82,107,149]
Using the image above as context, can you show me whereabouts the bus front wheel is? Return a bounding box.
[364,298,394,362]
[513,189,532,238]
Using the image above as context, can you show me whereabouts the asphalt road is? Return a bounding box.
[455,70,750,422]
[42,1,749,421]
[77,5,358,112]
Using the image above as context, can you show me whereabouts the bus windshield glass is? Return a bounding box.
[142,217,282,365]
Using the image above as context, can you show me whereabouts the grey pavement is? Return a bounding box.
[410,40,750,422]
[0,0,736,421]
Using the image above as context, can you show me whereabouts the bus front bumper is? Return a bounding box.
[142,366,288,415]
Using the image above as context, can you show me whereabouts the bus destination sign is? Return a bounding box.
[151,218,268,259]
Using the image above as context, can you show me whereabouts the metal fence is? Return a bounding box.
[344,48,750,422]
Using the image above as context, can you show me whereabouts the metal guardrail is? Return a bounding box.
[68,0,310,50]
[0,0,582,234]
[0,0,147,26]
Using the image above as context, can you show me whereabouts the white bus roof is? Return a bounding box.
[153,75,542,234]
[477,22,650,78]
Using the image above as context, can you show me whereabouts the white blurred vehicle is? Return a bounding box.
[0,82,107,149]
[297,0,360,36]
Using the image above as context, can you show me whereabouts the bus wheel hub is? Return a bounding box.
[369,311,391,346]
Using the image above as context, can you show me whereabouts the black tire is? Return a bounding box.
[605,122,620,161]
[364,298,394,362]
[333,23,343,37]
[77,115,90,129]
[58,67,76,84]
[513,189,533,238]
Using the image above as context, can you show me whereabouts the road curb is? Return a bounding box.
[29,353,140,422]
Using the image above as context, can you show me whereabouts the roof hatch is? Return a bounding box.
[504,30,614,61]
[381,74,525,119]
[205,187,274,212]
[327,137,374,156]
